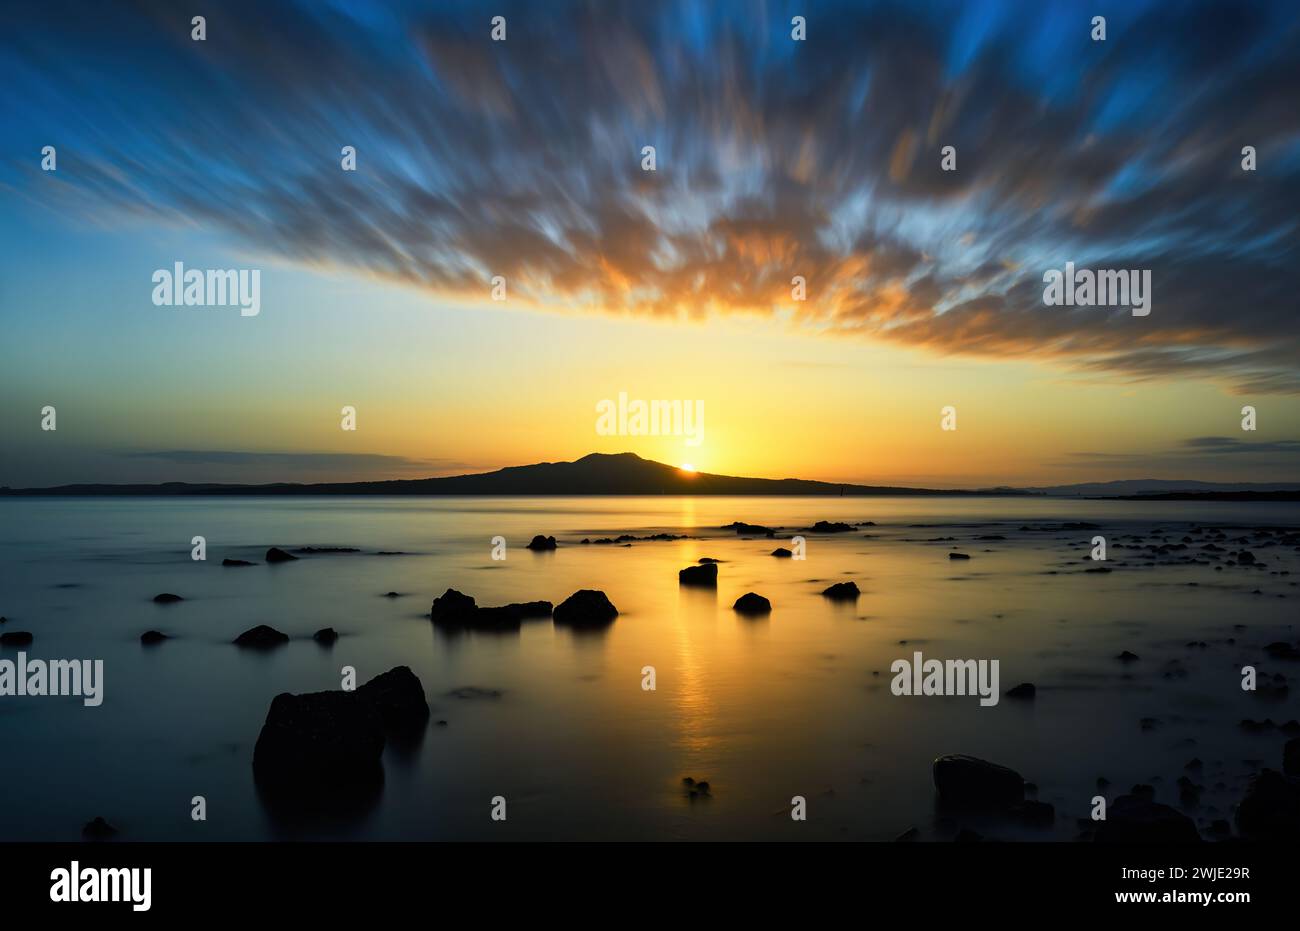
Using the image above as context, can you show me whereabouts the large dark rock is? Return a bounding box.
[526,535,558,551]
[152,593,183,604]
[821,581,860,600]
[932,755,1025,808]
[678,563,718,586]
[140,630,168,645]
[1005,682,1036,700]
[553,590,618,628]
[1235,769,1300,840]
[0,631,34,646]
[233,625,289,648]
[313,627,339,645]
[770,547,794,558]
[253,689,385,790]
[948,552,972,560]
[1095,795,1201,843]
[733,592,772,615]
[356,665,430,732]
[265,547,298,563]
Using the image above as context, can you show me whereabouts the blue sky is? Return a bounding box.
[1,0,1297,487]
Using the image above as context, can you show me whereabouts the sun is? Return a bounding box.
[680,463,697,473]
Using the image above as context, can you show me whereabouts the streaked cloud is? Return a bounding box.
[3,0,1298,391]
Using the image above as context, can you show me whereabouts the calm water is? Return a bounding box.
[0,496,1296,841]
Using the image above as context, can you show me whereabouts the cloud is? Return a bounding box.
[3,0,1299,391]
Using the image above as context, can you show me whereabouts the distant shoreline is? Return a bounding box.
[3,453,1297,500]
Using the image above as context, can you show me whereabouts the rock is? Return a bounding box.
[82,816,118,840]
[222,559,256,567]
[724,522,776,537]
[733,592,772,615]
[430,588,478,624]
[430,589,552,630]
[1264,641,1300,660]
[678,563,718,586]
[932,754,1024,808]
[821,581,860,600]
[0,631,33,646]
[526,534,558,551]
[1116,650,1141,662]
[383,591,401,598]
[294,547,360,554]
[1238,550,1257,564]
[356,666,429,731]
[0,616,6,624]
[253,689,385,790]
[233,625,289,648]
[808,521,853,533]
[1084,566,1112,573]
[313,627,339,645]
[1005,682,1036,700]
[1009,800,1055,827]
[770,547,794,558]
[475,601,553,627]
[265,547,298,563]
[697,557,720,564]
[948,552,971,560]
[553,590,618,628]
[152,593,183,604]
[1095,795,1201,843]
[1286,738,1300,777]
[1235,769,1300,839]
[140,630,168,645]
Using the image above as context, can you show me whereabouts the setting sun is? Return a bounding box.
[680,463,697,473]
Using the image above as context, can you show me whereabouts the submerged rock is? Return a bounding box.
[678,563,718,586]
[1005,682,1036,700]
[1236,769,1300,839]
[821,581,860,600]
[932,754,1024,808]
[152,593,183,604]
[948,552,971,560]
[1095,795,1201,843]
[222,559,256,567]
[724,521,776,537]
[553,590,618,628]
[808,521,853,533]
[233,625,289,648]
[771,547,794,558]
[429,589,552,630]
[733,592,772,615]
[1285,738,1300,777]
[265,547,298,563]
[313,627,339,645]
[140,630,168,645]
[1116,650,1141,662]
[0,631,34,646]
[82,816,118,840]
[525,535,558,551]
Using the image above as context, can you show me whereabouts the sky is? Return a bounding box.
[1,0,1298,488]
